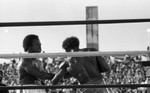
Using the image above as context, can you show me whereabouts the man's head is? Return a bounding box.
[62,36,79,52]
[23,34,41,53]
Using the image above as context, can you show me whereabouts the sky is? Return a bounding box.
[0,0,150,55]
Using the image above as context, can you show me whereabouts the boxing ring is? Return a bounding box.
[0,18,150,92]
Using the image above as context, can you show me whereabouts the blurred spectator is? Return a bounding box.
[0,70,9,93]
[103,56,146,93]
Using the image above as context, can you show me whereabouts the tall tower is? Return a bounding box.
[86,6,99,50]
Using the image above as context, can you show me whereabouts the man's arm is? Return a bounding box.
[51,69,66,85]
[22,59,54,79]
[51,61,69,85]
[96,56,111,73]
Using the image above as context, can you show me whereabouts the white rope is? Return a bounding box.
[0,50,149,59]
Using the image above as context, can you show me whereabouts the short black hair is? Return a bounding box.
[62,36,79,51]
[23,34,39,52]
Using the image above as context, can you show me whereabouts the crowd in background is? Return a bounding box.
[0,55,149,93]
[103,55,147,93]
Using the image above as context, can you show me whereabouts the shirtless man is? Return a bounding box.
[52,36,110,93]
[18,34,55,93]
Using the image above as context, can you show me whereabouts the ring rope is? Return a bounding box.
[0,84,149,90]
[0,14,149,92]
[0,18,150,27]
[0,51,149,59]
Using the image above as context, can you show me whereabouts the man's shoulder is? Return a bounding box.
[22,58,33,63]
[20,58,33,67]
[80,48,97,51]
